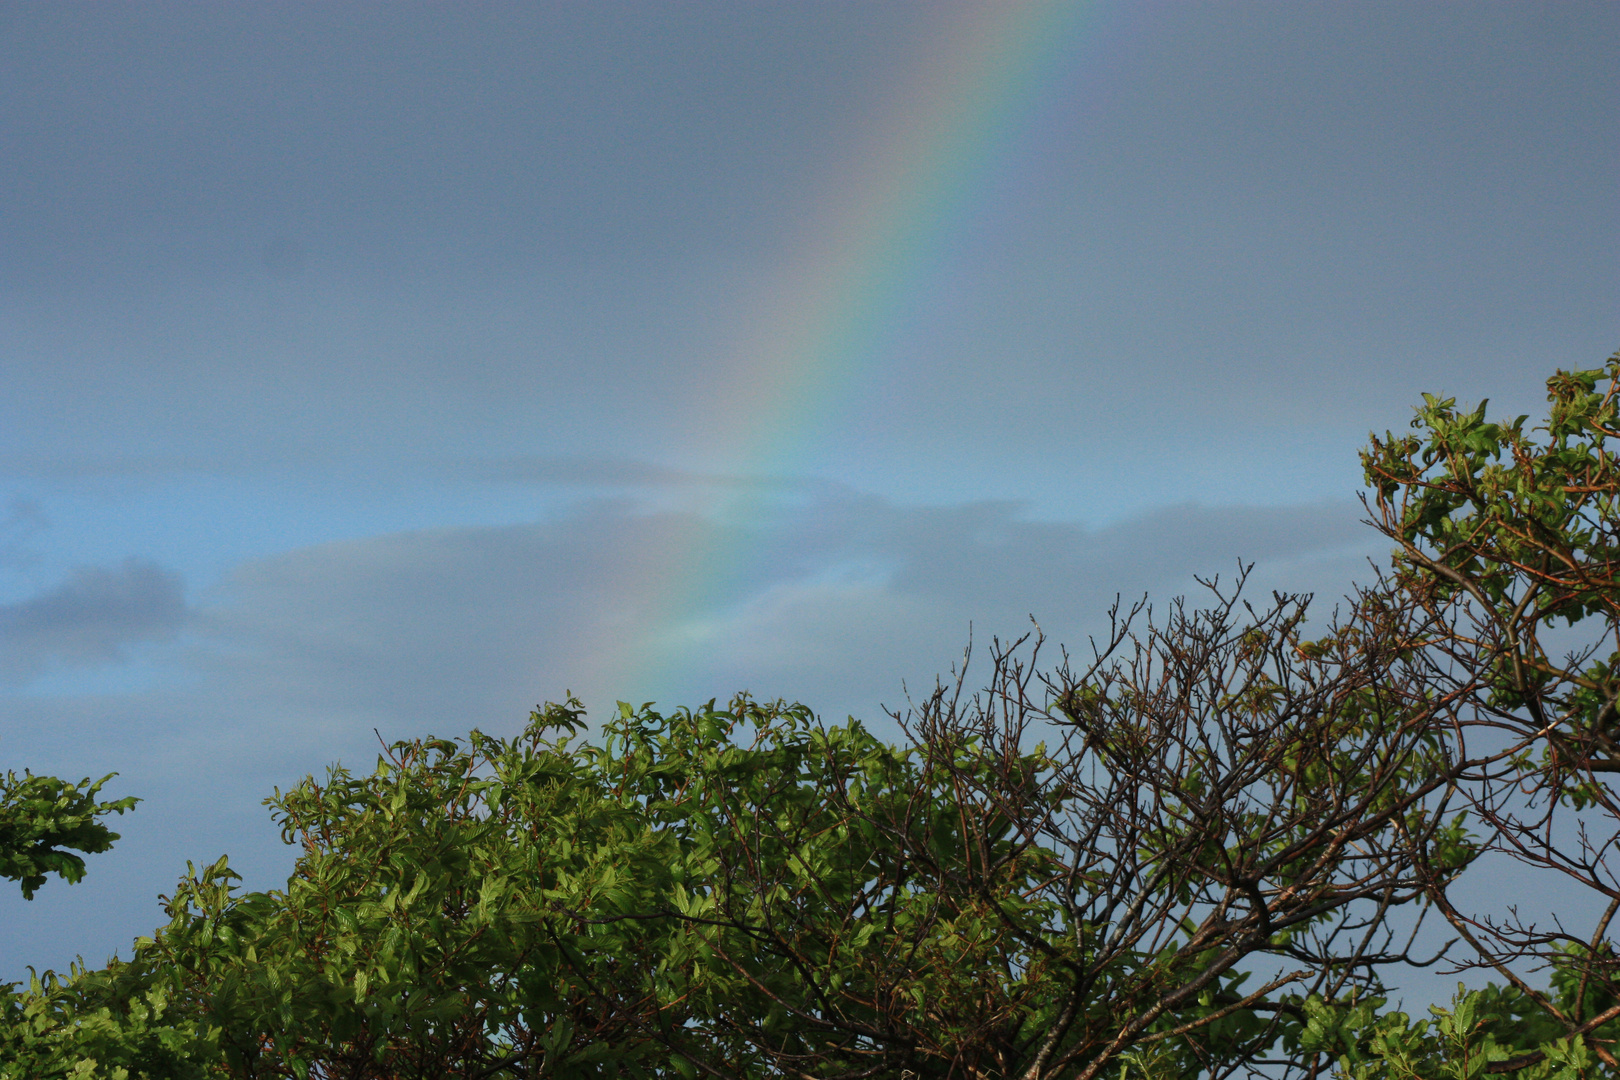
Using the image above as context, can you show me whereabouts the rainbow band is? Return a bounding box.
[561,2,1112,710]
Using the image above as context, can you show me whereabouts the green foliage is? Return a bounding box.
[1363,350,1620,738]
[0,963,213,1080]
[0,689,1348,1077]
[1291,964,1620,1080]
[1293,988,1586,1080]
[10,350,1620,1078]
[0,769,136,900]
[0,756,143,1073]
[113,699,683,1078]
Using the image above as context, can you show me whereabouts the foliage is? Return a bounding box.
[0,769,136,901]
[0,963,212,1080]
[8,350,1620,1078]
[1360,350,1620,1074]
[0,765,146,1077]
[1294,986,1596,1080]
[107,701,681,1079]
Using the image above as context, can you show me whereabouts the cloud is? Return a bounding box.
[185,492,1380,742]
[443,455,844,493]
[0,497,47,570]
[0,559,187,682]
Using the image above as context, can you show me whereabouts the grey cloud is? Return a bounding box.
[452,457,703,486]
[191,493,1378,741]
[1,4,1610,497]
[446,457,834,491]
[0,3,923,286]
[0,454,223,479]
[0,497,47,569]
[0,559,187,681]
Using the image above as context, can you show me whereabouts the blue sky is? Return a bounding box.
[1,1,1615,987]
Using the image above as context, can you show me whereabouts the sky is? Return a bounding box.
[0,1,1615,992]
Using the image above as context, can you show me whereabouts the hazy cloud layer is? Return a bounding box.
[193,492,1378,741]
[2,4,1611,510]
[0,497,47,570]
[0,559,186,682]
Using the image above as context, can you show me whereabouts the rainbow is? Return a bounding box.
[563,1,1127,710]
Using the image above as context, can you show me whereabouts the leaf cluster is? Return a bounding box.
[0,770,136,900]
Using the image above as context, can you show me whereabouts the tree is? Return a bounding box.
[10,670,1456,1080]
[637,584,1471,1079]
[0,764,146,1078]
[6,351,1620,1079]
[0,768,134,901]
[1351,351,1620,1074]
